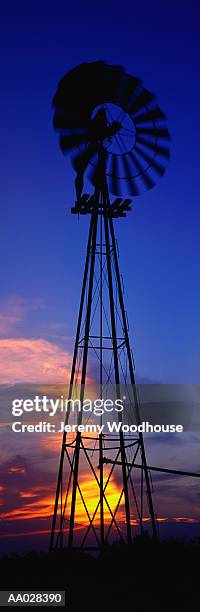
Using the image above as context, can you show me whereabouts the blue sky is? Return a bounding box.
[1,1,200,383]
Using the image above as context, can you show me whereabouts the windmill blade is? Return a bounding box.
[59,132,90,153]
[128,88,155,115]
[136,135,170,159]
[53,62,127,130]
[134,145,166,176]
[53,110,88,130]
[136,126,170,140]
[133,107,166,124]
[53,62,107,127]
[53,110,65,129]
[119,73,141,109]
[100,63,125,102]
[120,155,140,195]
[127,151,155,190]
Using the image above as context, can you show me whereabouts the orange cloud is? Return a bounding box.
[0,472,124,527]
[73,472,123,525]
[1,471,199,545]
[0,495,54,521]
[0,338,72,383]
[8,467,26,474]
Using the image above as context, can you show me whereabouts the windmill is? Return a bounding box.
[50,61,170,550]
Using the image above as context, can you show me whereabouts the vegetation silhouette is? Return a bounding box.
[0,535,199,610]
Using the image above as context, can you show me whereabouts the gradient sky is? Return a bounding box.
[1,1,200,382]
[0,1,200,552]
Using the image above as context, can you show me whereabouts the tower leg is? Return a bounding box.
[108,214,157,541]
[50,215,95,551]
[99,209,104,547]
[68,211,98,548]
[104,212,132,545]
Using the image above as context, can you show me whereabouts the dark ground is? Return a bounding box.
[0,536,199,611]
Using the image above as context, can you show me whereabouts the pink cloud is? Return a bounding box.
[0,338,72,383]
[0,296,44,337]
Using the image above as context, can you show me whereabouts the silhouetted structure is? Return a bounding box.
[50,61,170,550]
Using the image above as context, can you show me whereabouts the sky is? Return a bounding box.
[0,1,200,552]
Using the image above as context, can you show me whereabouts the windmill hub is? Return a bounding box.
[89,106,122,145]
[91,102,136,155]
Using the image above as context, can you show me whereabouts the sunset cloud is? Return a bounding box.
[0,338,72,383]
[1,451,199,550]
[0,472,123,525]
[0,296,45,337]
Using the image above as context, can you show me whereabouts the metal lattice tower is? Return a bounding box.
[50,61,170,550]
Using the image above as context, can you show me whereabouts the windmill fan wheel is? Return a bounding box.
[53,61,170,197]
